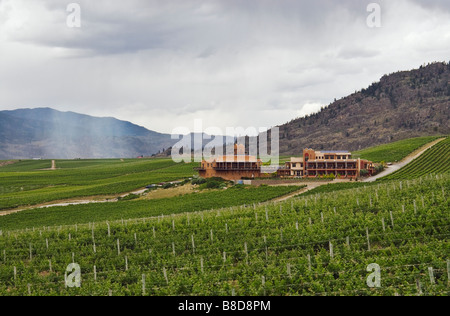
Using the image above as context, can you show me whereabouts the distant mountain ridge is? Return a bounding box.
[1,63,449,159]
[0,108,175,159]
[276,62,450,155]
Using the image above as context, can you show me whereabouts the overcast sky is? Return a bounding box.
[0,0,449,135]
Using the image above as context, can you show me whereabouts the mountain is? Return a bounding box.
[2,63,449,159]
[0,108,176,159]
[276,62,450,155]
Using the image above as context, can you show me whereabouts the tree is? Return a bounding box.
[360,169,369,177]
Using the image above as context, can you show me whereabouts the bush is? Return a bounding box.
[197,177,228,190]
[163,183,175,189]
[360,169,369,177]
[374,165,385,175]
[181,179,191,185]
[205,180,224,189]
[118,194,139,201]
[320,174,336,180]
[191,177,207,185]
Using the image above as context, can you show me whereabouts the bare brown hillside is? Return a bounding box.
[277,62,450,155]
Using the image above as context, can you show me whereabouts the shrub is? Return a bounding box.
[191,177,207,185]
[205,180,224,189]
[375,165,385,174]
[118,194,139,201]
[163,183,175,189]
[360,169,369,177]
[198,177,228,190]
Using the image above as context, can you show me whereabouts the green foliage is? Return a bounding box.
[0,174,447,296]
[298,182,375,197]
[353,136,442,163]
[199,177,228,190]
[162,183,175,189]
[0,159,197,210]
[191,177,207,185]
[117,194,139,201]
[374,164,385,174]
[0,186,302,230]
[381,137,450,180]
[204,180,225,189]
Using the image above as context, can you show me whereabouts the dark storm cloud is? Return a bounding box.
[4,0,383,55]
[0,0,449,133]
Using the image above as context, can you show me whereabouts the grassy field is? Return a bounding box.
[0,185,303,231]
[298,182,377,197]
[0,174,447,296]
[0,159,197,210]
[381,137,450,180]
[0,149,448,296]
[353,136,442,163]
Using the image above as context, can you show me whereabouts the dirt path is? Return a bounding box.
[0,186,153,217]
[364,137,446,182]
[271,179,351,203]
[271,184,318,203]
[0,196,119,217]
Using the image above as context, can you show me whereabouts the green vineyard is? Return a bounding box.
[382,137,450,180]
[0,186,303,231]
[353,136,442,163]
[0,159,197,210]
[0,174,448,296]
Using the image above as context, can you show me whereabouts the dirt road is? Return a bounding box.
[271,179,351,202]
[364,137,445,182]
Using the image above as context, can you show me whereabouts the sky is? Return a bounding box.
[0,0,449,135]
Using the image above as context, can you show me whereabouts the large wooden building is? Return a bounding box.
[278,148,375,179]
[195,144,266,181]
[196,146,374,180]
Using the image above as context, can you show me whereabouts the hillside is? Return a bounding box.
[0,174,448,296]
[2,63,449,159]
[381,137,449,180]
[0,108,175,159]
[353,136,442,163]
[277,62,450,155]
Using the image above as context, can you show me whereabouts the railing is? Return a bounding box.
[213,167,260,171]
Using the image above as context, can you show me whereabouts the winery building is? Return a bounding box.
[195,144,266,181]
[196,146,374,180]
[278,148,375,179]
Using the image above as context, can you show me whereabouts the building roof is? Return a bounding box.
[308,159,358,162]
[316,151,351,154]
[204,155,260,163]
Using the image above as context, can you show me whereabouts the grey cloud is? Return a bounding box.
[0,0,449,134]
[410,0,450,12]
[1,0,386,55]
[338,47,381,60]
[196,47,217,59]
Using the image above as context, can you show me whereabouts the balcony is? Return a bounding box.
[213,167,260,171]
[213,163,261,171]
